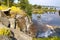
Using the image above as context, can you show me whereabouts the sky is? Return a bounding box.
[14,0,60,7]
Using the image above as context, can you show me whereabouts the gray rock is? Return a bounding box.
[0,11,9,27]
[0,17,9,27]
[0,36,12,40]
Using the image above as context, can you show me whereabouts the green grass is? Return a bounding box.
[33,36,60,40]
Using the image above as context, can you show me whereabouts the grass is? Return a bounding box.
[33,36,60,40]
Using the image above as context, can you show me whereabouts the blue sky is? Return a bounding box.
[15,0,60,7]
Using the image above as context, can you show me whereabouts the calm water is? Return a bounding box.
[32,12,60,37]
[32,12,60,26]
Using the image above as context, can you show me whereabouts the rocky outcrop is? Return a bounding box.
[0,17,9,27]
[0,36,11,40]
[0,11,10,27]
[10,28,32,40]
[0,35,17,40]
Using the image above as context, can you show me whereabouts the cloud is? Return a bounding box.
[29,0,60,7]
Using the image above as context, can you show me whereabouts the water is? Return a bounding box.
[56,7,60,10]
[32,12,60,26]
[32,12,60,37]
[37,30,53,37]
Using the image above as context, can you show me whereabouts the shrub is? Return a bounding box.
[10,6,27,18]
[10,6,22,13]
[0,6,8,10]
[0,27,11,36]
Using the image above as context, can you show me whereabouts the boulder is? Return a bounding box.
[0,36,16,40]
[0,17,9,27]
[0,10,10,27]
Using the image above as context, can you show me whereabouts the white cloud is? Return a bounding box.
[29,0,60,7]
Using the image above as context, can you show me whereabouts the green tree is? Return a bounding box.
[26,4,32,16]
[0,0,2,5]
[0,0,5,5]
[1,0,14,7]
[9,0,15,7]
[33,4,38,9]
[18,0,32,16]
[37,5,42,9]
[18,0,29,10]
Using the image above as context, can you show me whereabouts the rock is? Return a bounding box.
[17,16,27,32]
[9,18,15,29]
[0,36,12,40]
[0,17,9,27]
[0,11,9,27]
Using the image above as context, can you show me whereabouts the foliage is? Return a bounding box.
[19,0,32,16]
[11,6,21,13]
[10,6,27,18]
[33,36,60,40]
[25,4,32,16]
[33,5,42,9]
[19,0,29,10]
[33,5,38,9]
[0,27,11,36]
[0,5,8,10]
[37,6,42,9]
[10,6,21,18]
[0,0,14,7]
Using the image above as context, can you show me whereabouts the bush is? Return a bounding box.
[0,27,11,36]
[0,6,8,10]
[10,6,27,18]
[10,6,22,13]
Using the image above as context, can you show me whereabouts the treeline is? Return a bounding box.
[32,4,57,14]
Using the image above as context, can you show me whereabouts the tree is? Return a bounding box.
[9,0,15,7]
[18,0,32,16]
[37,5,42,9]
[0,0,2,5]
[33,4,37,9]
[18,0,29,10]
[1,0,14,7]
[0,0,5,5]
[26,4,32,16]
